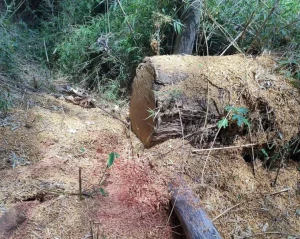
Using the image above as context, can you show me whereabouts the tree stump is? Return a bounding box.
[130,54,300,148]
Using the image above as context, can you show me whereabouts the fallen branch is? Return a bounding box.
[95,103,130,128]
[269,187,291,196]
[193,143,261,152]
[212,201,244,222]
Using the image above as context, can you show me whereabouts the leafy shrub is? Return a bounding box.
[218,106,250,129]
[0,88,12,115]
[3,0,299,100]
[203,0,300,54]
[45,0,299,97]
[0,2,40,79]
[40,0,178,100]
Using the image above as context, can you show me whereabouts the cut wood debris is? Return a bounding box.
[55,85,96,108]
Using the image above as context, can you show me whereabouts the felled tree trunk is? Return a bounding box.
[173,0,202,54]
[130,54,300,148]
[169,181,221,239]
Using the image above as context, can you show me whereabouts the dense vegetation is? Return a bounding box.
[1,0,299,101]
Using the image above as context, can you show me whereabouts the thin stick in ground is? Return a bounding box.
[272,151,286,187]
[79,167,83,201]
[248,125,256,177]
[90,221,94,239]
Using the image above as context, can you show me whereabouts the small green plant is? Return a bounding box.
[218,118,229,129]
[78,152,119,200]
[145,107,160,120]
[261,148,270,159]
[218,105,250,129]
[167,89,183,102]
[0,88,12,115]
[98,152,119,196]
[277,57,300,81]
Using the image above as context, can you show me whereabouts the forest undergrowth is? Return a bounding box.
[0,0,299,104]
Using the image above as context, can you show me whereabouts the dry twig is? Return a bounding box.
[212,187,292,222]
[192,143,263,152]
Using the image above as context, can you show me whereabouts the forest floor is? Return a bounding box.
[0,71,300,239]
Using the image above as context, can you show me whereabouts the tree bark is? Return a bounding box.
[173,0,202,55]
[169,181,222,239]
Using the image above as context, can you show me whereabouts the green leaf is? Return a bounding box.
[107,152,119,168]
[261,149,269,158]
[173,20,184,34]
[79,147,85,153]
[218,118,228,129]
[235,107,249,115]
[145,108,155,120]
[225,106,249,115]
[99,188,108,197]
[232,114,250,127]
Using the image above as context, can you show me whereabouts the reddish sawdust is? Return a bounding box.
[0,93,172,239]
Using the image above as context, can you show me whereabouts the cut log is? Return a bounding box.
[130,54,300,148]
[169,182,222,239]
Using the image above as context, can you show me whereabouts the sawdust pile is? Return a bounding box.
[0,91,172,239]
[146,138,300,238]
[129,54,300,238]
